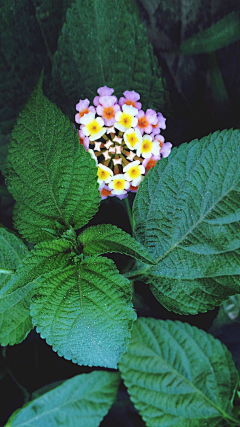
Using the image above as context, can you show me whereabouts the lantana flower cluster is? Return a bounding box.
[75,86,172,200]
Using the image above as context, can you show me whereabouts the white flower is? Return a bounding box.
[123,128,142,150]
[97,164,113,188]
[80,112,106,141]
[123,160,145,186]
[114,105,138,132]
[108,174,130,195]
[137,135,160,158]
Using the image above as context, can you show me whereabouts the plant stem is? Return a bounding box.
[124,197,133,234]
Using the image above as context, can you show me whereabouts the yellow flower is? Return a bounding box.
[137,135,160,158]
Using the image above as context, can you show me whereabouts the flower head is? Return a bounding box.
[75,87,172,199]
[114,104,138,132]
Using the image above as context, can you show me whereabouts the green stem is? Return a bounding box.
[124,197,133,234]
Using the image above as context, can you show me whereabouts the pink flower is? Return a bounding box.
[137,109,158,135]
[93,86,114,106]
[153,134,172,158]
[96,96,120,126]
[119,90,142,110]
[151,112,166,135]
[75,99,95,124]
[78,129,89,150]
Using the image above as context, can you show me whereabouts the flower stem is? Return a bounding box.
[125,197,133,234]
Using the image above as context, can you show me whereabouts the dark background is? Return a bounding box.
[1,0,240,425]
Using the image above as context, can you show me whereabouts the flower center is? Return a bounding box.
[138,117,149,128]
[103,106,115,119]
[79,108,89,117]
[125,100,136,107]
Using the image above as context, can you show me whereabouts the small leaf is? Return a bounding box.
[6,78,101,244]
[0,238,74,346]
[130,129,240,315]
[78,224,156,264]
[31,256,136,369]
[0,226,29,290]
[178,11,240,55]
[6,370,120,427]
[119,317,239,427]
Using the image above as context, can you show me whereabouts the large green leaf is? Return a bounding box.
[78,224,156,264]
[0,226,29,290]
[5,78,101,244]
[119,317,239,427]
[128,129,240,315]
[0,238,74,346]
[52,0,170,117]
[6,370,120,427]
[178,11,240,55]
[31,256,136,368]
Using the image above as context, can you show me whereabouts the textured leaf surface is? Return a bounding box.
[178,11,240,55]
[0,226,28,288]
[6,79,100,244]
[78,224,156,264]
[130,129,240,314]
[52,0,170,117]
[31,256,136,368]
[0,238,73,346]
[119,317,239,427]
[6,370,120,427]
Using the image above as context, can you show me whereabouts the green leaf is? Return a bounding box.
[0,226,29,290]
[6,78,101,244]
[52,0,170,118]
[119,317,239,427]
[129,129,240,315]
[78,224,156,265]
[31,256,137,368]
[6,370,120,427]
[0,238,74,346]
[178,11,240,55]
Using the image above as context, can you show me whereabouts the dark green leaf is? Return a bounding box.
[6,78,101,243]
[6,370,120,427]
[52,0,170,117]
[0,238,74,346]
[119,317,239,427]
[178,11,240,55]
[78,224,156,264]
[31,256,136,368]
[130,129,240,315]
